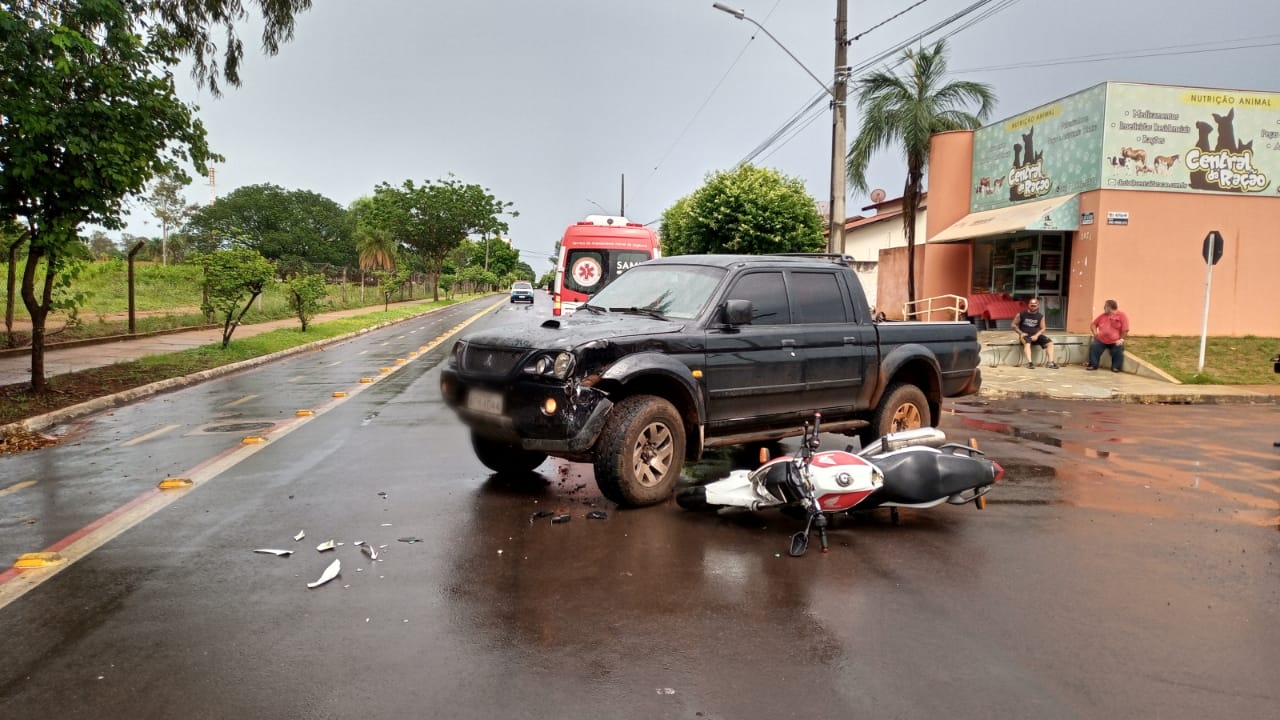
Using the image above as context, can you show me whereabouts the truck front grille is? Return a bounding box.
[460,345,526,376]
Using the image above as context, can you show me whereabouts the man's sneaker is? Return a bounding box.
[1085,365,1098,371]
[1026,362,1035,369]
[1047,361,1059,369]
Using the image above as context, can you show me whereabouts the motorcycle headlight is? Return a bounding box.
[523,351,574,379]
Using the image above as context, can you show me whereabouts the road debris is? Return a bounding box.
[551,514,572,524]
[316,540,337,552]
[586,511,608,520]
[306,559,341,589]
[361,543,379,561]
[293,530,305,541]
[397,537,423,544]
[529,510,555,523]
[252,549,293,557]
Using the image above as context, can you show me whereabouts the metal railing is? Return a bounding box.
[902,294,968,322]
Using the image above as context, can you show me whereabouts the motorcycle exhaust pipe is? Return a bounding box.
[857,427,948,457]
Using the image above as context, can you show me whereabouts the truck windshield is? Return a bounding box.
[587,264,725,320]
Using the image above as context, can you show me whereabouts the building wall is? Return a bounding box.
[919,243,973,320]
[843,209,925,261]
[926,130,975,238]
[1074,190,1280,336]
[875,246,926,320]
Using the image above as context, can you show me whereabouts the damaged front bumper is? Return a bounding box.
[440,369,613,454]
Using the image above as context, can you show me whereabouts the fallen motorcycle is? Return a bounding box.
[676,413,1003,556]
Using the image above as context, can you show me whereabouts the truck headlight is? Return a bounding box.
[450,341,465,366]
[523,351,574,379]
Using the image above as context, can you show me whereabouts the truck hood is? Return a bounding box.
[461,312,688,352]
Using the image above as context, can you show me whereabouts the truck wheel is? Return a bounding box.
[593,395,686,507]
[865,382,931,442]
[471,432,547,474]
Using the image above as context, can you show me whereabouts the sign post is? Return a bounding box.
[1198,231,1224,373]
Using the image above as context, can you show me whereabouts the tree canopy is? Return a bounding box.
[660,164,824,256]
[183,184,356,270]
[0,0,215,391]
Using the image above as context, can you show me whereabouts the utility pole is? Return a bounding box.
[828,0,848,255]
[620,174,626,217]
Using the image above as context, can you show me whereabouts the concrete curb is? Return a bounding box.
[1,302,485,437]
[978,387,1276,404]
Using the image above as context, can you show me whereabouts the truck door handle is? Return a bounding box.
[781,339,796,348]
[843,336,857,344]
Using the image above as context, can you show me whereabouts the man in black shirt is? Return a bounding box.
[1013,298,1058,369]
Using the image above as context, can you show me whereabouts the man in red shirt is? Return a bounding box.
[1087,299,1130,372]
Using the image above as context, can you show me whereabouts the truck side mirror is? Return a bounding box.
[722,299,753,326]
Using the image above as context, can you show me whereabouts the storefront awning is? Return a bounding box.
[929,194,1080,242]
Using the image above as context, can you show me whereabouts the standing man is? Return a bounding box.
[1013,297,1058,369]
[1087,299,1130,372]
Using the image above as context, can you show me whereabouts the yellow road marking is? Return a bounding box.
[0,480,37,498]
[123,424,180,447]
[225,394,257,408]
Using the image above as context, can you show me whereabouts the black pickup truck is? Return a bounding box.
[440,254,981,506]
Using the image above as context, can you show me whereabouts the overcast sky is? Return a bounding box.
[123,0,1280,271]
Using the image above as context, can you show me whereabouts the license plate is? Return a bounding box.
[466,388,504,415]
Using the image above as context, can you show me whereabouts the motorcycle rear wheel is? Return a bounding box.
[675,486,725,512]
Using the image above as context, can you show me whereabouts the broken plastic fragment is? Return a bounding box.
[377,491,388,499]
[397,537,423,544]
[361,544,379,560]
[316,540,337,552]
[551,514,571,524]
[294,530,305,541]
[529,510,555,523]
[586,511,608,520]
[253,548,294,557]
[306,559,341,589]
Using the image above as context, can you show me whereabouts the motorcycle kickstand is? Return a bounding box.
[813,513,830,554]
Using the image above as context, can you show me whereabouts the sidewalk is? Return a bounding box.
[0,301,445,388]
[2,307,1277,406]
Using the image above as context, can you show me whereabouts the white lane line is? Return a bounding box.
[0,480,37,498]
[329,361,343,366]
[358,350,368,355]
[122,424,180,447]
[224,394,257,408]
[288,375,305,382]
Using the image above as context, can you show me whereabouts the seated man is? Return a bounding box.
[1087,299,1129,372]
[1013,298,1057,369]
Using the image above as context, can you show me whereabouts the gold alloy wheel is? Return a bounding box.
[890,403,923,432]
[631,421,675,488]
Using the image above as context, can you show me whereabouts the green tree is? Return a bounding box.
[845,39,994,304]
[144,169,200,265]
[183,184,355,269]
[659,165,824,256]
[197,248,276,348]
[86,231,121,261]
[366,177,516,301]
[0,1,215,392]
[285,273,327,332]
[350,197,399,272]
[372,268,408,311]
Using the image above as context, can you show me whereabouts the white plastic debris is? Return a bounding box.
[253,549,293,557]
[316,540,336,552]
[294,530,305,541]
[306,559,341,589]
[361,544,379,561]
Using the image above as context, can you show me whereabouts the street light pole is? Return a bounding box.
[712,1,848,254]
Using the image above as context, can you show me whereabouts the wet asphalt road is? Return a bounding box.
[0,293,1276,719]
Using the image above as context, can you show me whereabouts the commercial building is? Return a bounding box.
[865,81,1280,336]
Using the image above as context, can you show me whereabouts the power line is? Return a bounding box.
[955,37,1280,74]
[850,0,933,43]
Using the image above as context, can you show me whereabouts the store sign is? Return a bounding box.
[1106,211,1129,226]
[1080,212,1095,225]
[971,84,1107,213]
[1102,84,1277,196]
[970,82,1279,213]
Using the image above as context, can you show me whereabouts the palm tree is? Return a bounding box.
[846,39,995,305]
[355,225,397,272]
